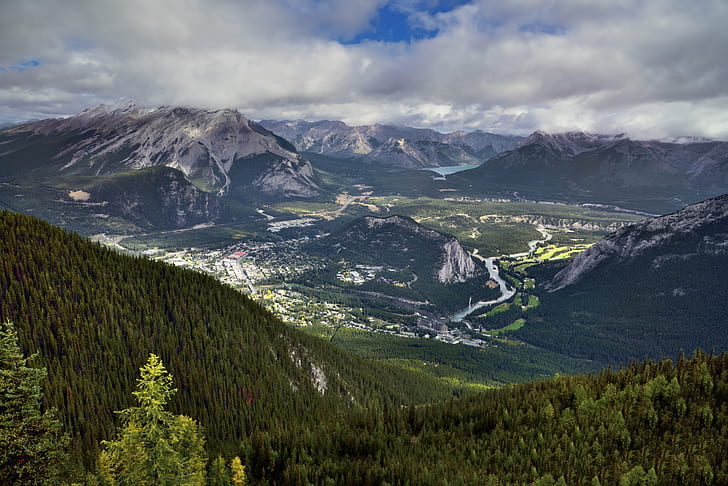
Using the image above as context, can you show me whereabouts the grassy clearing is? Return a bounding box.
[486,318,527,336]
[525,295,540,309]
[533,243,592,260]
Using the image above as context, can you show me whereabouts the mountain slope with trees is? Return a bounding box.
[0,210,457,471]
[455,131,728,213]
[515,194,728,363]
[243,351,728,484]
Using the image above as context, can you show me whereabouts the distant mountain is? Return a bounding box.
[363,138,477,169]
[457,131,728,212]
[258,119,522,167]
[310,214,478,284]
[0,103,325,232]
[0,102,321,198]
[517,194,728,363]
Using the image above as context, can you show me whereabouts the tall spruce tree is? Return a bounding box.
[0,320,69,484]
[99,353,207,485]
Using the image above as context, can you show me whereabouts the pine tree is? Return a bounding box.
[0,320,69,484]
[99,353,207,485]
[209,456,231,486]
[230,456,248,485]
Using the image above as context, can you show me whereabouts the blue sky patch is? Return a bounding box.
[1,59,41,72]
[342,0,471,44]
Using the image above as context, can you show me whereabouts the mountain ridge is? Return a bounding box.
[259,119,523,167]
[457,131,728,212]
[548,193,728,290]
[0,102,321,199]
[515,193,728,363]
[314,214,479,284]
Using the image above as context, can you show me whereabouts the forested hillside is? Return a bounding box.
[249,351,728,484]
[3,210,727,484]
[0,210,455,470]
[515,194,728,363]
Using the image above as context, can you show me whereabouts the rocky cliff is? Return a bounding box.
[0,102,321,198]
[87,166,222,230]
[547,194,728,290]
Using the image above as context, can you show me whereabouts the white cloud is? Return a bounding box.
[1,0,726,139]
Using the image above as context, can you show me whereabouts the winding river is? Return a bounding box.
[449,225,552,322]
[450,255,515,322]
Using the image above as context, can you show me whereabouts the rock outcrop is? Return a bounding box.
[547,194,728,290]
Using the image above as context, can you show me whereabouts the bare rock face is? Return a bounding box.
[437,239,477,283]
[547,194,728,290]
[3,102,321,198]
[251,157,320,197]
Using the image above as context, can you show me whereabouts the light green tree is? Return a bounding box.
[230,456,248,485]
[0,320,69,484]
[99,353,206,485]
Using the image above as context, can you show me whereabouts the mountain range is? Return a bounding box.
[0,103,327,231]
[259,119,522,168]
[2,204,728,483]
[3,104,726,232]
[2,102,728,483]
[0,101,321,197]
[456,131,728,213]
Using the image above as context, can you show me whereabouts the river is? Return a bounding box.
[450,255,515,322]
[449,225,552,322]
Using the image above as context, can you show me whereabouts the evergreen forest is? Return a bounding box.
[2,210,727,484]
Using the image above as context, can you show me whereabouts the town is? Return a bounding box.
[148,237,497,348]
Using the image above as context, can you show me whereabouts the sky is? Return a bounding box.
[1,0,727,139]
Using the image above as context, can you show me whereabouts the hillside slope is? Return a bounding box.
[516,194,728,363]
[0,210,453,469]
[456,131,728,213]
[310,215,478,284]
[248,351,728,484]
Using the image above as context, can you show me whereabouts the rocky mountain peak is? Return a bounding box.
[547,194,728,290]
[521,131,626,157]
[4,103,319,198]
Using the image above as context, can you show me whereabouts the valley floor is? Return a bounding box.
[96,195,642,386]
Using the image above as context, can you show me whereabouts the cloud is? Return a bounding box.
[1,0,727,139]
